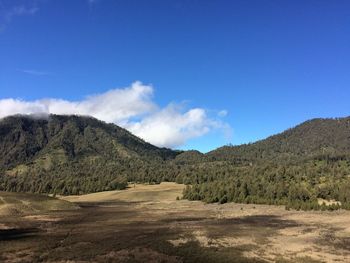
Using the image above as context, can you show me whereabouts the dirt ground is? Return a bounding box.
[1,182,350,263]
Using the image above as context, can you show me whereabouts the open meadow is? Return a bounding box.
[1,182,350,263]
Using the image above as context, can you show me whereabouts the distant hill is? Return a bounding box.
[182,116,350,210]
[207,117,350,164]
[0,114,180,194]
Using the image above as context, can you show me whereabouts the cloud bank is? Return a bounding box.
[0,82,230,148]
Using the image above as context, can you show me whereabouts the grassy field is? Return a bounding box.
[0,191,78,217]
[1,183,350,262]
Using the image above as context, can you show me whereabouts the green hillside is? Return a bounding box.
[0,115,180,195]
[183,117,350,210]
[207,117,350,164]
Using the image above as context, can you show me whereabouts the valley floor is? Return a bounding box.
[1,182,350,263]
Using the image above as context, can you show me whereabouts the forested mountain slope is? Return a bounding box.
[181,117,350,210]
[0,114,178,168]
[0,115,180,194]
[207,117,350,164]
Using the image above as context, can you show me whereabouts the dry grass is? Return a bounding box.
[61,183,350,262]
[62,182,185,203]
[0,191,78,217]
[1,183,350,262]
[317,198,341,206]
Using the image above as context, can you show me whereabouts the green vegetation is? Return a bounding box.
[0,114,179,195]
[207,117,350,164]
[180,159,350,210]
[0,114,350,211]
[180,117,350,210]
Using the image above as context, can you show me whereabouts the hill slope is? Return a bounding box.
[180,117,350,210]
[207,117,350,164]
[0,114,178,169]
[0,114,179,194]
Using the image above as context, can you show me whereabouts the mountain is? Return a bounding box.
[0,114,178,169]
[1,114,350,211]
[207,117,350,164]
[0,114,180,194]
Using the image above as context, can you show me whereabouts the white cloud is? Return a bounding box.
[126,105,221,148]
[0,98,47,118]
[0,82,230,148]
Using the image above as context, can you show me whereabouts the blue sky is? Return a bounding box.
[1,0,350,152]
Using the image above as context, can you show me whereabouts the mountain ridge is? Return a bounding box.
[207,116,350,164]
[0,114,179,169]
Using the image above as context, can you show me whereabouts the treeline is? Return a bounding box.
[1,152,350,211]
[180,157,350,210]
[0,159,175,195]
